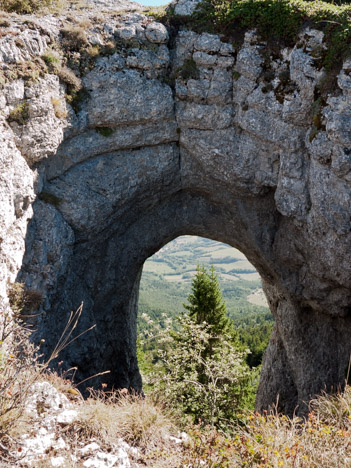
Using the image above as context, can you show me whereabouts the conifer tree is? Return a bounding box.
[148,265,254,427]
[184,265,234,338]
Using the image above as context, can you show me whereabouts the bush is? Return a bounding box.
[0,0,53,14]
[61,24,88,51]
[76,390,176,447]
[148,315,255,429]
[8,101,29,125]
[0,301,43,436]
[179,387,351,467]
[42,50,61,67]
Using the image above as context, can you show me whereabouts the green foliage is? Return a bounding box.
[167,0,351,72]
[236,317,274,367]
[42,50,61,66]
[143,267,257,429]
[8,101,29,125]
[96,127,114,137]
[149,314,255,429]
[0,0,53,13]
[139,237,269,326]
[184,265,234,338]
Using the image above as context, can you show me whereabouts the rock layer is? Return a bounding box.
[1,2,351,415]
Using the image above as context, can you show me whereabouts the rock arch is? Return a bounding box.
[1,4,351,416]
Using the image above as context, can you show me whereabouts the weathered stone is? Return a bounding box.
[235,45,263,81]
[0,28,48,63]
[176,102,233,129]
[116,24,137,41]
[193,51,217,67]
[126,45,169,71]
[9,75,66,165]
[171,0,202,16]
[84,69,174,126]
[1,5,351,419]
[194,33,222,53]
[145,22,169,44]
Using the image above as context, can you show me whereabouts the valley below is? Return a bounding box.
[138,236,274,367]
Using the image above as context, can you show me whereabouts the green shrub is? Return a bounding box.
[42,50,61,67]
[8,101,29,125]
[147,314,255,430]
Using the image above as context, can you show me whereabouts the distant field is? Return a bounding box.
[138,236,269,328]
[247,289,268,307]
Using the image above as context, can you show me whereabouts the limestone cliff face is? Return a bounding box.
[1,0,351,415]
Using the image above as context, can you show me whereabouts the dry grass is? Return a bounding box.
[61,23,88,51]
[0,304,43,450]
[0,303,87,444]
[86,44,100,57]
[2,293,351,467]
[0,12,10,27]
[55,65,82,91]
[76,390,176,447]
[180,390,351,467]
[71,389,186,466]
[2,309,351,468]
[7,101,30,125]
[0,0,53,14]
[7,282,42,314]
[51,96,68,119]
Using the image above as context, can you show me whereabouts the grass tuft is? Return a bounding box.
[160,0,351,74]
[51,96,68,119]
[8,102,29,125]
[76,390,176,448]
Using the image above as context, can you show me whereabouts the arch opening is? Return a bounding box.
[19,186,351,416]
[138,235,273,373]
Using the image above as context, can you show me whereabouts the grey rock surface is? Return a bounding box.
[1,1,351,416]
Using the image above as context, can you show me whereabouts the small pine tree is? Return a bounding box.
[147,265,255,428]
[184,265,235,339]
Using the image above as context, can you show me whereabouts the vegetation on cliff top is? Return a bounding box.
[161,0,351,70]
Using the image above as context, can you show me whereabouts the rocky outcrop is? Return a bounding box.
[1,0,351,415]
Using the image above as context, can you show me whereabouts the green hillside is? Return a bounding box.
[138,236,272,332]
